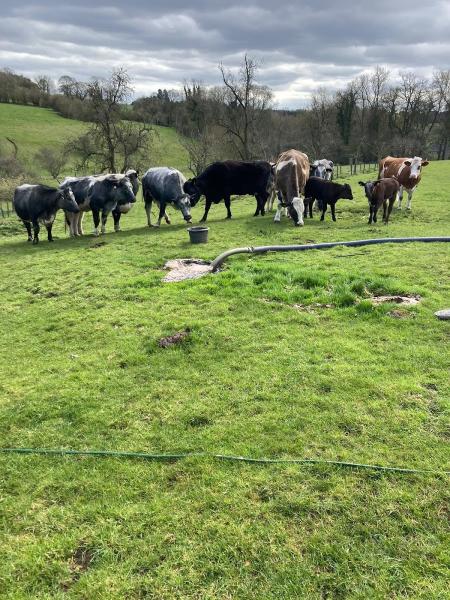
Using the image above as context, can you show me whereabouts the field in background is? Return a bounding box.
[0,105,449,599]
[0,102,189,182]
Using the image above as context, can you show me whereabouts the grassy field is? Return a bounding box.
[0,105,449,598]
[0,103,189,178]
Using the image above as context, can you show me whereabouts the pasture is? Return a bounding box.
[0,106,449,598]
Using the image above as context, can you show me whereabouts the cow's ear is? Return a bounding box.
[358,181,365,186]
[329,161,334,167]
[422,160,429,167]
[404,160,411,166]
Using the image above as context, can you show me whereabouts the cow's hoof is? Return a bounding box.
[32,239,39,245]
[27,238,32,242]
[151,224,160,228]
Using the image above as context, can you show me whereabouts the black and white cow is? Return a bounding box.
[142,167,192,227]
[183,160,273,221]
[13,184,79,244]
[61,173,136,236]
[310,159,334,180]
[112,169,140,232]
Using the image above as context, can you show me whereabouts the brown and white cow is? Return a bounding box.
[378,156,429,210]
[273,149,309,226]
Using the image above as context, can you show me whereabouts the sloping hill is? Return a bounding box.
[0,103,190,178]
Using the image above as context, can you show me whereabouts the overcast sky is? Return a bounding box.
[1,0,449,108]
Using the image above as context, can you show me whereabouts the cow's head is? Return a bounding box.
[358,180,375,203]
[311,161,327,179]
[183,178,202,206]
[287,197,304,227]
[58,187,79,213]
[340,183,353,201]
[175,195,192,222]
[125,169,140,195]
[404,157,429,179]
[111,176,136,205]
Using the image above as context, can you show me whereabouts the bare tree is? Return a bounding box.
[181,127,224,176]
[34,75,53,95]
[217,55,273,160]
[67,68,153,173]
[34,147,67,182]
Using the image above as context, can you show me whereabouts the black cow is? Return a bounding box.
[13,184,79,244]
[183,160,274,222]
[304,177,353,222]
[61,174,136,236]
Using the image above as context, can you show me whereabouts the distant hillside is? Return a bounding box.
[0,103,190,180]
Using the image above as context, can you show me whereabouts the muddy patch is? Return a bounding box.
[162,259,213,282]
[159,329,191,348]
[370,294,421,306]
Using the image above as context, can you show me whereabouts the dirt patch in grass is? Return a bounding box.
[159,329,191,348]
[370,294,421,306]
[162,259,213,282]
[61,543,95,590]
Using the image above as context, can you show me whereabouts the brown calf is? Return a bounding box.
[359,177,400,225]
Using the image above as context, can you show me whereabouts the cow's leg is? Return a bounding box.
[224,195,232,219]
[273,197,284,223]
[46,223,54,242]
[156,202,166,227]
[100,210,109,234]
[145,199,153,227]
[320,202,327,221]
[200,197,213,222]
[24,221,32,242]
[79,212,85,236]
[308,198,313,218]
[75,212,84,236]
[112,209,121,232]
[164,209,171,225]
[254,193,267,217]
[385,197,395,224]
[406,187,415,210]
[397,185,403,209]
[92,209,100,236]
[267,188,276,212]
[330,202,337,222]
[32,220,40,244]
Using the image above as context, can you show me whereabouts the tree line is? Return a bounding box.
[0,59,449,184]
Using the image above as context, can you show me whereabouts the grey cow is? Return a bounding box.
[61,173,136,236]
[310,159,334,180]
[142,167,192,227]
[13,183,79,244]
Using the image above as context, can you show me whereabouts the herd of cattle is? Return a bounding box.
[12,151,429,243]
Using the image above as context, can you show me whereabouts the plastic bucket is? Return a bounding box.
[188,226,209,244]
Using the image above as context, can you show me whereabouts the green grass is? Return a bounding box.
[0,103,189,178]
[0,105,449,598]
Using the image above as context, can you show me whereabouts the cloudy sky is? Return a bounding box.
[1,0,449,108]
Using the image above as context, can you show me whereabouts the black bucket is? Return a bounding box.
[188,226,209,244]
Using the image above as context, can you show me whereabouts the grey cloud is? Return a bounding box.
[1,1,449,108]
